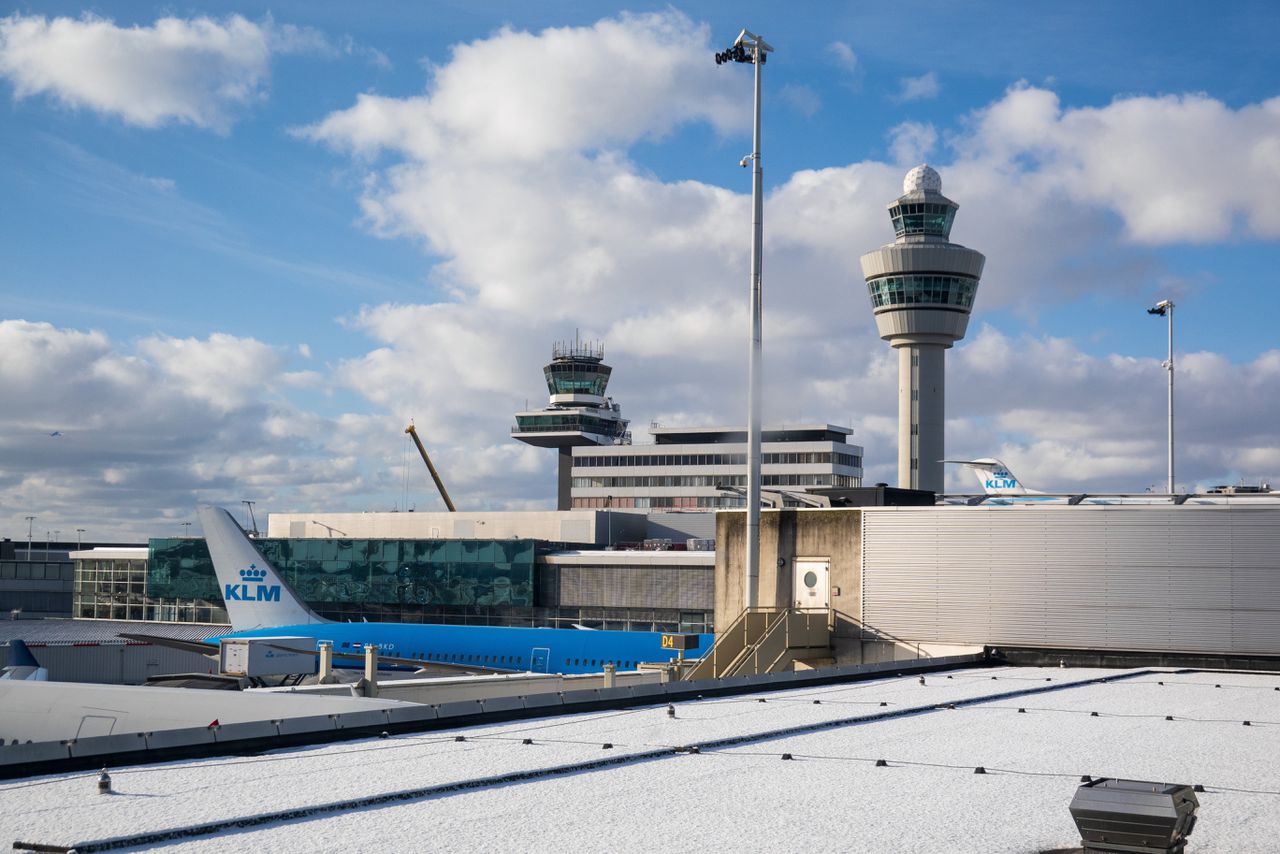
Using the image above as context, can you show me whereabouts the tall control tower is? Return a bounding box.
[860,165,985,493]
[512,339,630,510]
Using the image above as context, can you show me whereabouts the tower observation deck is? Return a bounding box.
[860,165,985,492]
[512,338,631,510]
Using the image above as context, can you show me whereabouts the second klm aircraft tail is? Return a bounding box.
[941,458,1039,495]
[196,505,325,631]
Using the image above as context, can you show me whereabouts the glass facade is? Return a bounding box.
[544,360,611,397]
[148,537,538,616]
[888,201,956,238]
[72,554,225,623]
[513,412,629,438]
[868,274,977,309]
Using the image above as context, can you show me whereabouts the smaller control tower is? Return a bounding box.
[860,165,985,493]
[513,339,630,510]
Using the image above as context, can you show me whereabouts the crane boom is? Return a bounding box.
[405,423,457,512]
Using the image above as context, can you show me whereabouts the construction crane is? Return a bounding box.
[405,422,456,512]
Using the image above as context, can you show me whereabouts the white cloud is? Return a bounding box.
[888,120,938,164]
[0,13,273,130]
[826,41,858,73]
[301,11,746,162]
[137,333,286,413]
[0,13,372,131]
[895,71,940,102]
[955,84,1280,242]
[944,325,1280,492]
[0,320,393,538]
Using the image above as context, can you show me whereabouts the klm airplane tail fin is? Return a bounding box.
[942,458,1032,495]
[197,505,326,631]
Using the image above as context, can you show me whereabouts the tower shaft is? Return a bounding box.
[899,344,946,492]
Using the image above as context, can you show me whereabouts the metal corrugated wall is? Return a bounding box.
[861,506,1280,655]
[558,566,714,610]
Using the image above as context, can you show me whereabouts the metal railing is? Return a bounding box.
[683,607,832,680]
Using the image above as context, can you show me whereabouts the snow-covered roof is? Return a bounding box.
[3,666,1278,852]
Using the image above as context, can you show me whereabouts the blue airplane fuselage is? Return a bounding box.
[208,623,709,675]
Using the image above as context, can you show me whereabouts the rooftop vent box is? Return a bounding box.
[1069,778,1199,854]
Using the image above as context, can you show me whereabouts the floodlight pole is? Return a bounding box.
[717,29,773,610]
[1148,300,1175,493]
[1165,304,1175,494]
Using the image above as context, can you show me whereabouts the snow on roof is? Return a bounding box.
[3,666,1279,852]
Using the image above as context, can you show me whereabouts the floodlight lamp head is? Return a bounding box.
[734,29,774,52]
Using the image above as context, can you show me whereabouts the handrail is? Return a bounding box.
[684,607,832,680]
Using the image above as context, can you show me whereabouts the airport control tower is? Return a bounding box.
[860,165,985,493]
[512,339,630,510]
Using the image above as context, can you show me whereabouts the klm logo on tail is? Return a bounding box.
[985,470,1018,490]
[225,565,281,602]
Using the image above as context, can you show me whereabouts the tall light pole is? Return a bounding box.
[716,28,773,611]
[180,522,191,538]
[24,516,34,561]
[76,528,85,550]
[1147,300,1175,493]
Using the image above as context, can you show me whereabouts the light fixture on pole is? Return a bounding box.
[24,516,34,561]
[715,28,773,611]
[180,522,192,537]
[1147,299,1175,493]
[76,528,85,550]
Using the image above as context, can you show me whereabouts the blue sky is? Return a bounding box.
[2,2,1279,537]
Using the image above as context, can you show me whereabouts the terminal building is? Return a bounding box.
[61,508,717,636]
[570,424,863,509]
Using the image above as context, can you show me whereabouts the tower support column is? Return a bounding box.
[898,344,946,492]
[557,447,573,511]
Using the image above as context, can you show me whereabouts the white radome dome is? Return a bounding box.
[903,164,942,194]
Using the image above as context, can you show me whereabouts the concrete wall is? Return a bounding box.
[716,508,864,663]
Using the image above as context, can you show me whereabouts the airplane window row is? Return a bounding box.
[337,642,523,666]
[565,658,636,669]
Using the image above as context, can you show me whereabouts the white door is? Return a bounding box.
[793,559,830,610]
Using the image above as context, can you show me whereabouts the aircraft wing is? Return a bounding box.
[118,633,220,656]
[118,633,513,675]
[261,640,515,675]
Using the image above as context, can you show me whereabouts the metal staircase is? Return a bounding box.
[683,607,832,681]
